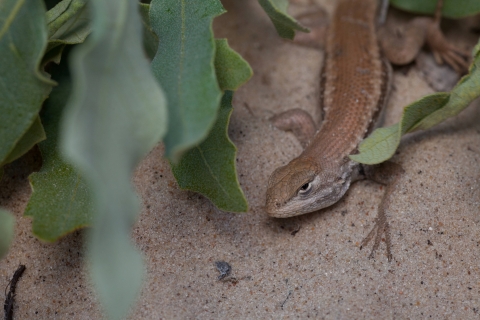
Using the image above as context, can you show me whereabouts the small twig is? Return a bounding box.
[4,265,26,320]
[280,290,292,309]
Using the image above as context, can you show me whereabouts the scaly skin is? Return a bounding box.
[266,0,391,218]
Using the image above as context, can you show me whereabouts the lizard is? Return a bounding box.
[265,0,469,260]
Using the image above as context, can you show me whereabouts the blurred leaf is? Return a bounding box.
[258,0,308,39]
[46,0,91,52]
[25,56,93,242]
[150,0,225,161]
[0,0,54,168]
[0,210,15,260]
[61,0,167,319]
[139,3,158,60]
[351,39,480,165]
[1,116,46,166]
[390,0,480,18]
[42,43,66,65]
[172,91,248,212]
[214,39,253,91]
[44,0,62,10]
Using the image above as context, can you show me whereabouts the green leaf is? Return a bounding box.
[139,3,159,60]
[170,39,251,212]
[258,0,309,40]
[0,210,15,260]
[350,94,449,164]
[351,39,480,165]
[0,0,54,168]
[172,91,248,212]
[42,43,66,65]
[1,116,46,166]
[390,0,480,19]
[25,56,93,242]
[214,39,253,91]
[46,0,91,52]
[150,0,225,161]
[60,0,167,319]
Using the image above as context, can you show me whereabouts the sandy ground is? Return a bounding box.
[1,0,480,318]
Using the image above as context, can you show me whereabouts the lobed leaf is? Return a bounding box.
[258,0,309,40]
[25,56,93,242]
[172,91,248,213]
[390,0,480,19]
[150,0,225,161]
[0,210,15,260]
[214,39,253,91]
[351,39,480,165]
[171,39,251,212]
[0,0,54,169]
[60,0,167,318]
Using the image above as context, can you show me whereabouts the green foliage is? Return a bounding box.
[25,56,93,242]
[60,0,167,319]
[139,3,159,60]
[46,0,91,52]
[171,39,252,212]
[390,0,480,18]
[172,92,248,212]
[351,39,480,165]
[1,117,46,166]
[0,0,279,316]
[150,0,225,161]
[0,0,54,169]
[214,39,253,91]
[0,210,15,260]
[258,0,308,39]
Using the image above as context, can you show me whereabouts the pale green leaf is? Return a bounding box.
[0,210,15,260]
[215,39,253,91]
[60,0,167,319]
[0,0,54,167]
[172,91,248,212]
[390,0,480,19]
[351,39,480,165]
[258,0,309,40]
[25,56,93,242]
[150,0,225,161]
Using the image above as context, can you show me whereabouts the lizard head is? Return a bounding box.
[265,157,353,218]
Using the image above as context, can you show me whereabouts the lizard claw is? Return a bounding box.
[359,161,403,262]
[426,22,470,74]
[360,211,393,262]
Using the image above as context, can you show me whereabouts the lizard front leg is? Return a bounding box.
[360,162,404,261]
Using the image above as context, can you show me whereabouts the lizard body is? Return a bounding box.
[266,0,391,217]
[265,0,468,259]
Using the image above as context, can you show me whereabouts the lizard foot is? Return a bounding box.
[360,208,392,261]
[360,162,404,262]
[426,22,470,74]
[425,0,470,73]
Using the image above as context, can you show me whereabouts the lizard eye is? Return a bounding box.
[298,182,312,196]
